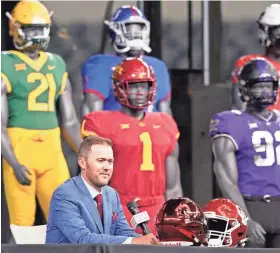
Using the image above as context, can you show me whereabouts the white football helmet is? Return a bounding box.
[105,5,151,54]
[257,4,280,47]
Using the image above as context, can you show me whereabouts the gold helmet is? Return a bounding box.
[6,0,53,51]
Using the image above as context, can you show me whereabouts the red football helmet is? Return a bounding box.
[155,197,207,246]
[112,57,156,109]
[202,198,248,248]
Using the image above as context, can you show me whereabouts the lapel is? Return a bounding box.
[102,187,112,234]
[73,175,103,233]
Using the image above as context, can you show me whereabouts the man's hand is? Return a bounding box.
[132,233,159,245]
[248,219,266,246]
[13,164,32,185]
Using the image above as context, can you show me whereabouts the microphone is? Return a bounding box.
[127,200,152,235]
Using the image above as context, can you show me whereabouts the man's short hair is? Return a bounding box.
[78,135,112,159]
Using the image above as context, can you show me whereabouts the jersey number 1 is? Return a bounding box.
[27,73,56,112]
[252,130,280,166]
[139,132,155,171]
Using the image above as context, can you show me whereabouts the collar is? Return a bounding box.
[81,175,102,199]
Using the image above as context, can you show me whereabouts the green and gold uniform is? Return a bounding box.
[1,50,70,225]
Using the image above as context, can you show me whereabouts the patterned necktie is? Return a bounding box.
[95,194,103,223]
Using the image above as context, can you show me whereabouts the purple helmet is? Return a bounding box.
[238,57,279,107]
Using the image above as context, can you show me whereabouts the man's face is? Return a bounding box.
[250,81,273,98]
[125,23,146,56]
[125,23,144,40]
[22,26,45,39]
[248,81,275,107]
[127,81,150,107]
[79,144,114,189]
[20,25,50,53]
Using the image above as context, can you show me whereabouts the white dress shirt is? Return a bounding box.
[81,175,133,244]
[81,175,101,200]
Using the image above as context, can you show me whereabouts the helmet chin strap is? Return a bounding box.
[126,39,151,53]
[113,39,151,54]
[249,95,276,109]
[112,43,130,54]
[14,40,33,50]
[14,36,49,52]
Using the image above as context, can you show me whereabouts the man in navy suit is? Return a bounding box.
[46,135,159,244]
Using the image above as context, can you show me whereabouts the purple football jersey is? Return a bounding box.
[209,110,280,196]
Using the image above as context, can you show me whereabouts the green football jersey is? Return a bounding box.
[1,50,68,130]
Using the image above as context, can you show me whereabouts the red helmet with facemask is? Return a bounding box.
[202,198,248,248]
[112,57,156,109]
[155,197,207,247]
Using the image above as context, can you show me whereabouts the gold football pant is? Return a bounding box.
[2,127,70,226]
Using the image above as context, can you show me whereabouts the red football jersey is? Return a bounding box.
[232,54,280,111]
[81,111,179,198]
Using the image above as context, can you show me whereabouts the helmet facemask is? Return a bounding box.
[239,79,278,108]
[105,17,151,54]
[202,199,249,248]
[269,25,280,56]
[204,214,247,247]
[14,24,51,51]
[258,24,280,55]
[113,80,155,110]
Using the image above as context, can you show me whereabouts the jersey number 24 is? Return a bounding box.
[252,130,280,166]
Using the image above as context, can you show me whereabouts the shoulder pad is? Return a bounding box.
[215,110,242,118]
[2,51,11,55]
[88,110,105,117]
[86,54,118,64]
[273,109,280,116]
[46,52,55,59]
[159,112,178,133]
[211,110,242,126]
[160,112,173,121]
[46,52,65,65]
[209,110,243,149]
[230,110,242,115]
[1,52,14,65]
[90,110,116,119]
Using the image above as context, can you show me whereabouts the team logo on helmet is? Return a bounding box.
[217,204,235,219]
[113,65,124,79]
